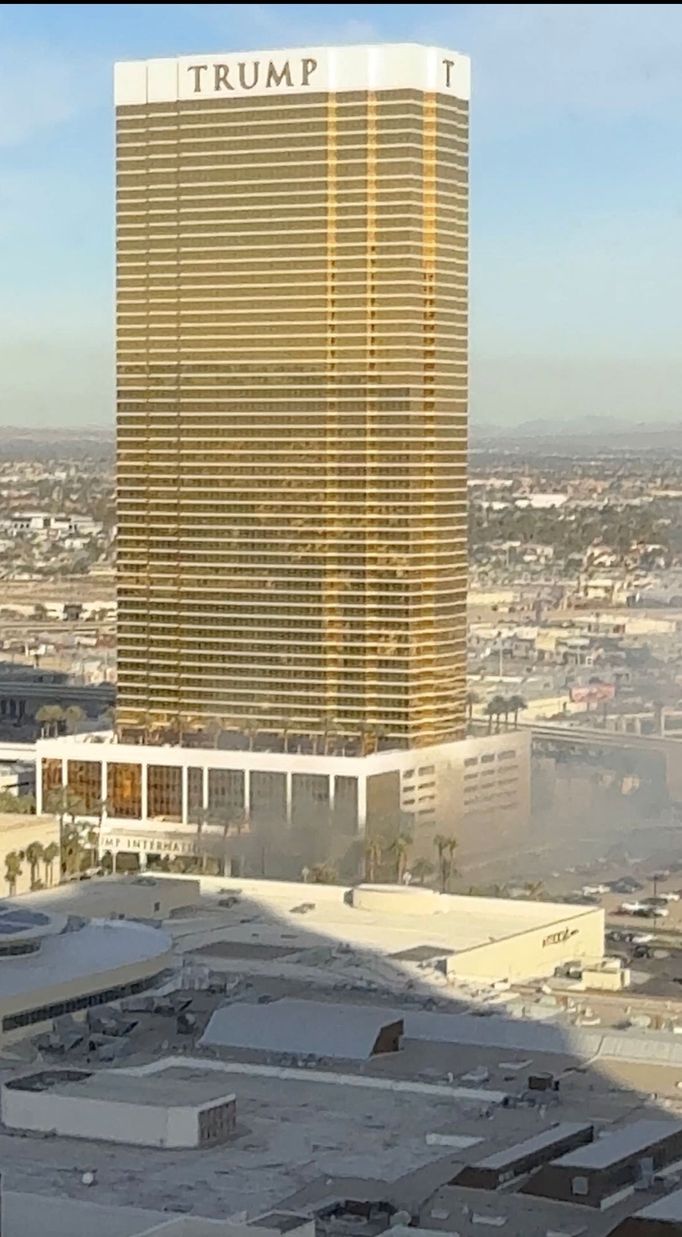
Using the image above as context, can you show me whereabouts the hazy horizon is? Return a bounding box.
[1,3,681,427]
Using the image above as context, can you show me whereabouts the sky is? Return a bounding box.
[1,2,682,429]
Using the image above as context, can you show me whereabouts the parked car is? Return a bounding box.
[582,884,609,896]
[643,895,676,908]
[633,906,669,919]
[620,901,647,914]
[608,878,644,894]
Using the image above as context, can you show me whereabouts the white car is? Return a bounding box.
[656,892,680,903]
[620,901,646,914]
[582,884,609,896]
[634,905,669,919]
[631,932,654,945]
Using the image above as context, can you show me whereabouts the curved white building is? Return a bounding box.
[0,901,172,1041]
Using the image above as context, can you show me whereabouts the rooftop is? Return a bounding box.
[421,1183,638,1237]
[635,1186,682,1220]
[1,1191,174,1237]
[167,877,598,958]
[554,1119,682,1169]
[0,917,170,1001]
[200,998,402,1060]
[467,1122,594,1171]
[10,1065,236,1109]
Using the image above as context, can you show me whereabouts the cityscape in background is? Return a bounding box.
[0,11,682,1237]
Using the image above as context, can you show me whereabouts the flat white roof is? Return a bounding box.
[114,43,470,106]
[200,998,401,1059]
[555,1119,682,1169]
[21,1066,236,1109]
[0,919,170,1002]
[162,876,595,956]
[636,1185,682,1220]
[471,1123,593,1170]
[2,1191,173,1237]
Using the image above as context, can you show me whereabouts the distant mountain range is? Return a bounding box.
[0,426,114,461]
[1,419,681,458]
[472,417,682,451]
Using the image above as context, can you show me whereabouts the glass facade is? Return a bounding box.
[67,761,102,814]
[116,74,468,751]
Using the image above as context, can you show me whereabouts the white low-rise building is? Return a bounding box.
[35,729,531,868]
[3,1065,236,1149]
[0,902,171,1043]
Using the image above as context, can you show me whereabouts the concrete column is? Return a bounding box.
[140,761,148,824]
[285,772,292,825]
[329,774,335,812]
[36,764,43,815]
[61,758,67,788]
[100,760,107,809]
[181,764,189,825]
[138,849,147,871]
[357,775,366,835]
[202,767,209,812]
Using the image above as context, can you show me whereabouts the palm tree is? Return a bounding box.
[62,824,85,879]
[43,841,60,887]
[92,797,114,830]
[490,882,510,898]
[45,787,85,869]
[309,862,337,884]
[194,808,211,872]
[100,849,114,875]
[364,836,383,883]
[5,851,22,896]
[434,834,457,893]
[320,713,338,755]
[0,791,35,815]
[64,705,86,734]
[85,827,99,865]
[358,722,384,756]
[524,880,546,901]
[466,689,479,722]
[204,716,225,749]
[389,832,412,883]
[44,788,85,831]
[486,694,507,734]
[24,841,45,889]
[411,857,434,886]
[434,834,449,893]
[508,694,527,729]
[35,705,64,738]
[445,837,458,888]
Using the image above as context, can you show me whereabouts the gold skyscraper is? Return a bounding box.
[115,43,470,754]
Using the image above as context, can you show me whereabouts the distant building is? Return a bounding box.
[3,1065,237,1149]
[36,728,531,870]
[0,902,171,1044]
[114,42,471,751]
[37,39,530,872]
[514,493,568,510]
